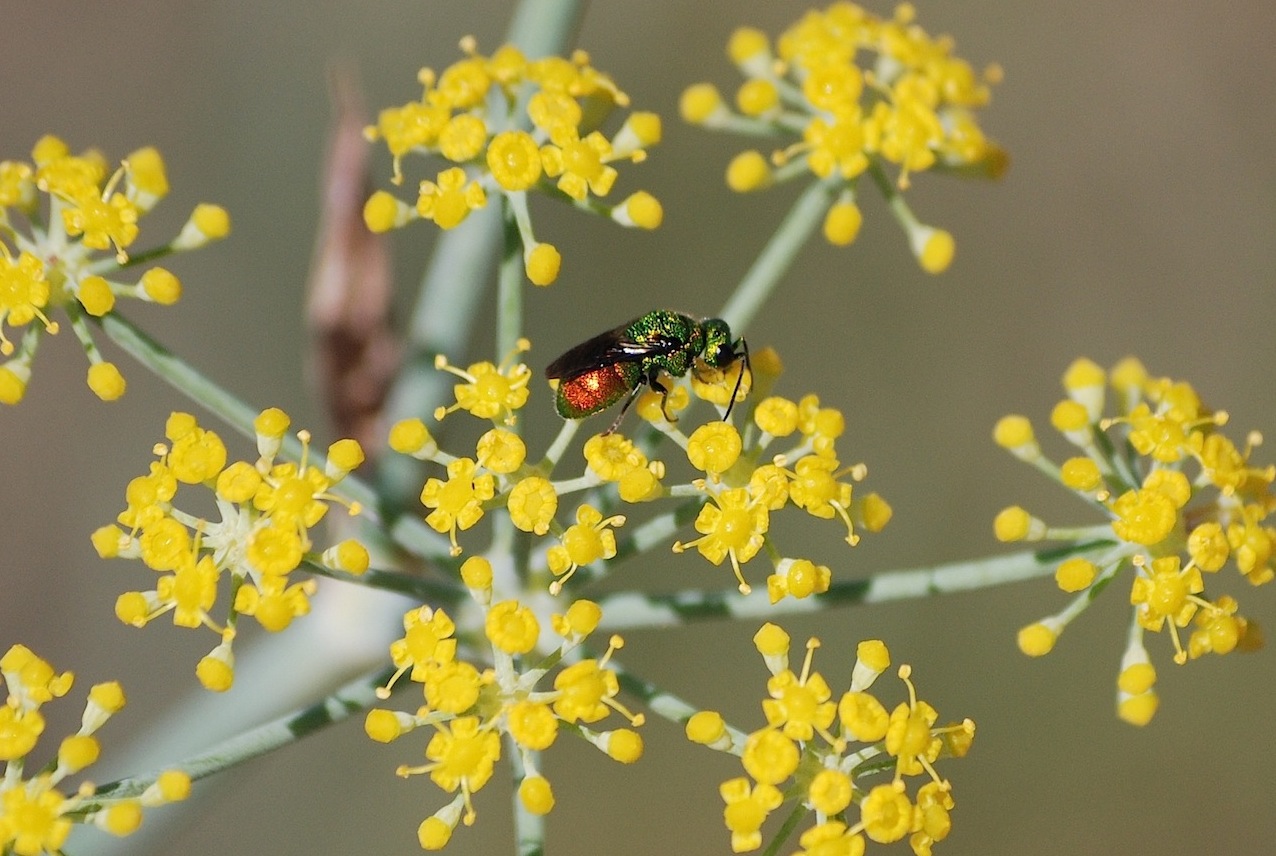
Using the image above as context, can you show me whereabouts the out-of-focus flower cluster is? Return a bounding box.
[363,38,663,286]
[392,339,889,597]
[0,135,229,404]
[995,357,1269,724]
[687,625,973,855]
[681,2,1004,272]
[0,644,190,854]
[365,572,642,850]
[91,408,369,692]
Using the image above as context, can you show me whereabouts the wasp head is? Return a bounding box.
[701,318,739,368]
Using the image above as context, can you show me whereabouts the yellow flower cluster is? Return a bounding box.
[671,349,892,596]
[397,340,888,597]
[687,626,973,855]
[0,135,229,404]
[995,358,1271,724]
[364,38,662,286]
[682,2,1004,271]
[0,645,190,853]
[91,408,369,691]
[364,562,642,850]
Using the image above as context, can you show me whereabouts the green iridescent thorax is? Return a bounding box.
[625,310,704,377]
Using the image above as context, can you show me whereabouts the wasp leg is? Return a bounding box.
[603,385,645,435]
[649,372,679,423]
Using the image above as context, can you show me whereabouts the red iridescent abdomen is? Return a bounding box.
[555,363,642,418]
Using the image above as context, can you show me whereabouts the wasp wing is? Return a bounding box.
[546,322,684,380]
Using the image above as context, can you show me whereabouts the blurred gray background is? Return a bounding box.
[4,1,1276,854]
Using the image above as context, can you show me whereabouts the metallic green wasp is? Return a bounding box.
[545,310,749,432]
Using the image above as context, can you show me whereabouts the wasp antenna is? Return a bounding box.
[723,337,750,421]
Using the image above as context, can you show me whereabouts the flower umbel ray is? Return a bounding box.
[365,584,643,850]
[0,644,191,852]
[681,3,1004,270]
[997,357,1270,723]
[0,135,229,404]
[364,39,662,285]
[687,626,973,854]
[92,408,368,690]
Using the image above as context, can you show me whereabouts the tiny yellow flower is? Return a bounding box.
[686,421,742,476]
[424,716,501,817]
[416,167,486,229]
[552,657,620,725]
[674,488,768,594]
[547,505,624,593]
[421,457,496,555]
[720,777,783,853]
[740,728,799,786]
[524,241,561,286]
[434,343,532,425]
[766,557,831,603]
[507,476,557,536]
[486,130,543,191]
[485,600,540,655]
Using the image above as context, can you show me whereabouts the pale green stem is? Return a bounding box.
[867,159,918,230]
[498,195,525,366]
[301,558,463,605]
[1043,524,1115,542]
[718,175,841,334]
[372,0,588,515]
[540,418,581,469]
[1048,551,1126,629]
[492,197,527,575]
[761,804,808,856]
[86,663,395,803]
[375,208,500,513]
[507,736,546,856]
[594,541,1117,631]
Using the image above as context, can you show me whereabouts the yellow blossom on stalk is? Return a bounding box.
[416,167,486,229]
[683,4,1003,269]
[766,558,832,603]
[605,368,887,594]
[721,777,784,852]
[434,339,532,425]
[366,39,660,285]
[546,505,625,594]
[421,457,496,556]
[367,598,642,850]
[675,487,769,594]
[998,357,1272,722]
[507,476,558,536]
[92,410,366,690]
[0,136,228,403]
[0,645,189,852]
[691,630,973,854]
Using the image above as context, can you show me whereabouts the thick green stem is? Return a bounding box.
[372,0,589,516]
[594,541,1116,631]
[89,664,395,801]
